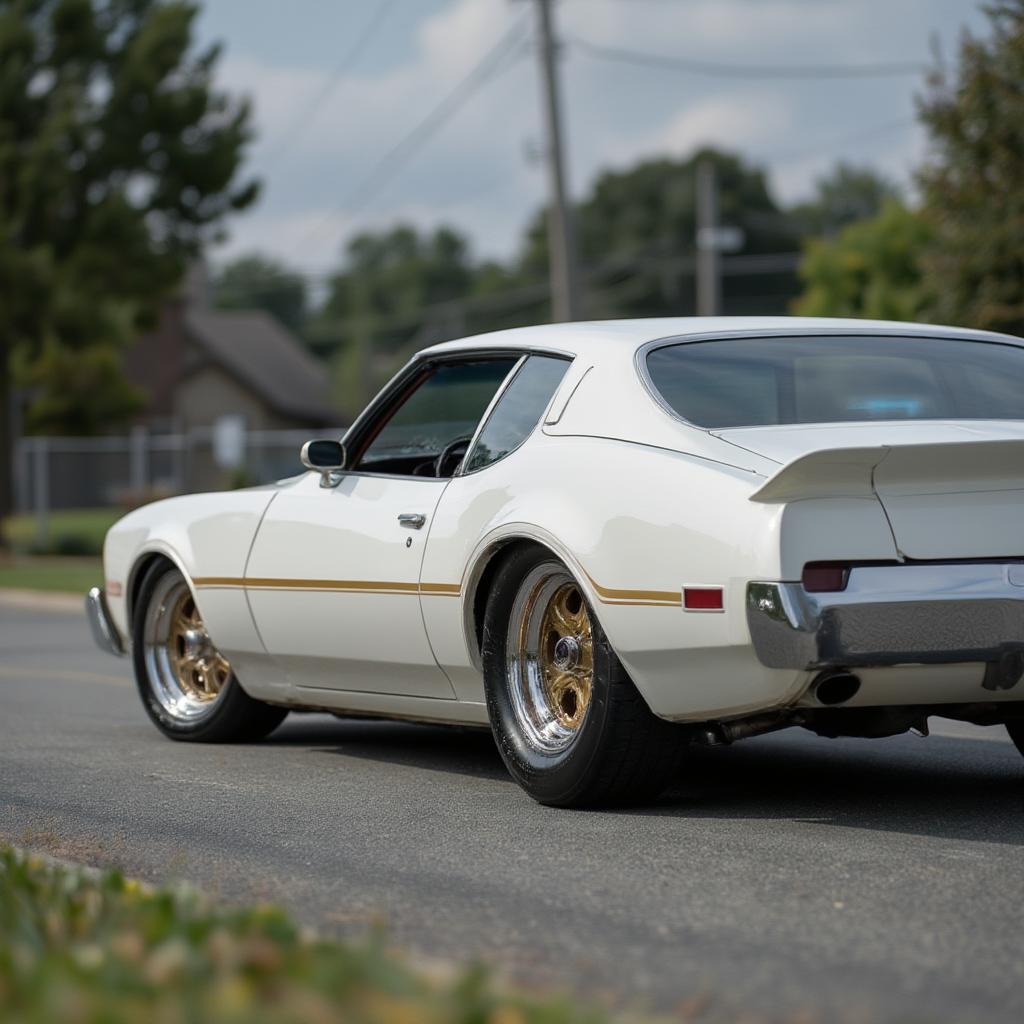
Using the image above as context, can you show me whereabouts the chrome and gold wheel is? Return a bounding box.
[132,560,287,742]
[506,566,595,753]
[485,545,684,808]
[143,572,231,723]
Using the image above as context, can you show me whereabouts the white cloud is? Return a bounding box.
[560,0,867,57]
[203,0,989,273]
[653,95,794,160]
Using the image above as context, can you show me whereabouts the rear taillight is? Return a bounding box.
[801,563,849,593]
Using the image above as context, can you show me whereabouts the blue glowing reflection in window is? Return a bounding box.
[848,397,922,417]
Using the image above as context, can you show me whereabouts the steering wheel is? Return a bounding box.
[434,436,473,478]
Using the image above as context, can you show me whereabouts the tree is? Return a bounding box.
[0,0,257,534]
[794,199,933,320]
[520,148,802,319]
[309,150,808,408]
[214,254,308,336]
[312,225,479,408]
[790,162,900,238]
[917,0,1024,335]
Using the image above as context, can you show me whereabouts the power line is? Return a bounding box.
[290,17,532,258]
[571,35,928,80]
[264,0,400,168]
[766,116,917,165]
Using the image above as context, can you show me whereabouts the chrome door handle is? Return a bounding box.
[398,513,426,530]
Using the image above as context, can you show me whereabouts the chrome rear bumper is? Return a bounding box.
[85,586,124,656]
[747,563,1024,690]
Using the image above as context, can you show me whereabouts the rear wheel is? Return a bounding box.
[483,546,685,807]
[132,561,286,742]
[1006,720,1024,759]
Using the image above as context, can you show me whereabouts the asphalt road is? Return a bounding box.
[2,596,1023,1023]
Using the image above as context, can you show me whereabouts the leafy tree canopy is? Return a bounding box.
[521,148,800,318]
[214,254,308,337]
[794,199,933,321]
[0,0,257,501]
[917,0,1024,335]
[791,162,901,238]
[312,225,477,355]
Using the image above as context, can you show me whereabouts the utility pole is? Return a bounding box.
[695,158,720,317]
[533,0,581,321]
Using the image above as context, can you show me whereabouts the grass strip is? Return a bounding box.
[3,508,118,556]
[0,846,603,1024]
[0,559,101,594]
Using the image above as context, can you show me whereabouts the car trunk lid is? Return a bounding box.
[730,421,1024,560]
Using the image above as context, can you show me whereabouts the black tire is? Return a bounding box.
[482,545,685,807]
[1006,720,1024,759]
[132,560,287,743]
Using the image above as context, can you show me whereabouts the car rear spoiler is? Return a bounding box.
[749,439,1024,503]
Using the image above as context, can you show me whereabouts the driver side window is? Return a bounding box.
[354,358,518,477]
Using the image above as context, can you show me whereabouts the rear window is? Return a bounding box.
[644,335,1024,429]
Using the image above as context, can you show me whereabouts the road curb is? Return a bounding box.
[0,589,83,614]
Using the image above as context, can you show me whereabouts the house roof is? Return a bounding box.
[185,309,339,426]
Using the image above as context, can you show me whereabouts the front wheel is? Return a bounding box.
[483,546,685,807]
[132,561,287,743]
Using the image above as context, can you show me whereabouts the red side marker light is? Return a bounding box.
[684,587,724,611]
[802,563,849,593]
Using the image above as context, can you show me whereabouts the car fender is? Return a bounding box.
[102,486,283,661]
[420,433,805,717]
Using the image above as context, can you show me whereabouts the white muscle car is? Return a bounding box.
[87,317,1024,806]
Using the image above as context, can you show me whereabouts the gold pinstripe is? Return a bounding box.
[193,577,457,597]
[581,571,682,607]
[193,573,681,606]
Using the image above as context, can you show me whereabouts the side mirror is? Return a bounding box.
[301,439,346,489]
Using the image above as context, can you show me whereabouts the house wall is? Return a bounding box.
[174,364,282,431]
[174,364,303,491]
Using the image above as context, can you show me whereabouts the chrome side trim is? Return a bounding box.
[747,564,1024,685]
[85,586,125,657]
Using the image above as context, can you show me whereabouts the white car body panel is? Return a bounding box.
[103,488,277,655]
[747,430,1024,561]
[96,316,1024,727]
[242,471,454,699]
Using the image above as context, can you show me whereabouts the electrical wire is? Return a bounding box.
[571,35,928,80]
[289,17,532,258]
[264,0,401,168]
[766,115,917,165]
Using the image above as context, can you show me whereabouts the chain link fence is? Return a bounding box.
[13,425,346,548]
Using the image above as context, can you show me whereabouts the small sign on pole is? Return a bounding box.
[212,415,246,470]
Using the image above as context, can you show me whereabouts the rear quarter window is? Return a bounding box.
[463,355,570,473]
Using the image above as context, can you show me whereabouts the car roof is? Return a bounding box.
[419,316,1022,361]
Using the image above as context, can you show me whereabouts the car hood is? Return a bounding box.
[713,419,1024,465]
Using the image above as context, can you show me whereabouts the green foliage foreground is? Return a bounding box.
[0,847,601,1024]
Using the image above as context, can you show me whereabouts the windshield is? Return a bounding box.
[644,335,1024,429]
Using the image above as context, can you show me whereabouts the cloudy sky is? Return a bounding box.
[195,0,989,277]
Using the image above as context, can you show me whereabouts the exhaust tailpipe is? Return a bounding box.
[812,670,861,707]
